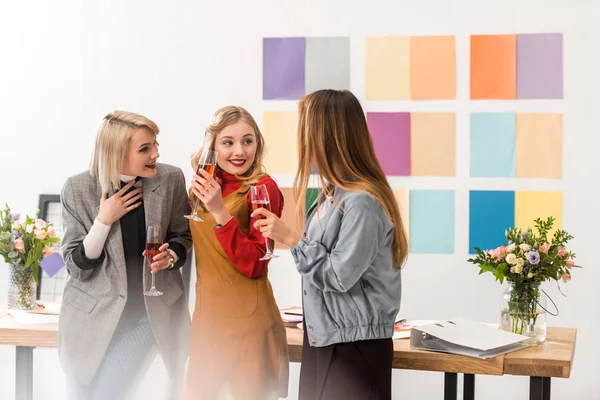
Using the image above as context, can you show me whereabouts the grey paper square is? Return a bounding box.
[305,37,350,94]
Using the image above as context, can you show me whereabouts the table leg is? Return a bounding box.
[444,372,457,400]
[543,377,551,400]
[463,374,475,400]
[530,376,551,400]
[15,346,33,400]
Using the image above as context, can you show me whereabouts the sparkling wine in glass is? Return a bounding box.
[185,149,218,222]
[144,225,163,296]
[251,184,279,260]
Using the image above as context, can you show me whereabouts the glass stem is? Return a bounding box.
[264,237,273,255]
[191,198,200,216]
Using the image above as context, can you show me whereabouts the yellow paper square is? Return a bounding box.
[410,113,456,176]
[262,111,298,174]
[515,191,562,237]
[516,113,563,178]
[393,189,410,243]
[276,187,300,249]
[410,36,456,100]
[365,36,410,100]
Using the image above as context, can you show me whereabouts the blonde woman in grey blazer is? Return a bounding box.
[59,111,192,400]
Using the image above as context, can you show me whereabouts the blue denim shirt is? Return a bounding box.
[291,188,402,347]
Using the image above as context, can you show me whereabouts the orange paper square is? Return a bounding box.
[410,113,456,176]
[516,114,563,179]
[410,36,456,100]
[470,35,516,99]
[276,187,299,249]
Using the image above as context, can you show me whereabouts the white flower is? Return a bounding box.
[527,272,533,278]
[506,253,517,265]
[25,224,34,234]
[510,266,516,273]
[506,243,516,253]
[12,221,21,230]
[515,265,523,274]
[520,244,530,251]
[516,258,525,267]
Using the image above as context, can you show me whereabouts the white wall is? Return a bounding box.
[1,0,600,399]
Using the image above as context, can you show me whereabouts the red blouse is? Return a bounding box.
[213,170,283,278]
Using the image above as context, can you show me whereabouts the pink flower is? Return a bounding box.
[565,259,575,269]
[13,238,25,252]
[560,273,571,283]
[45,226,56,237]
[43,246,53,257]
[489,246,506,261]
[34,229,47,240]
[557,246,568,257]
[539,243,551,254]
[35,219,47,229]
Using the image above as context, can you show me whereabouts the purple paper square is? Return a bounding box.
[263,37,306,100]
[366,112,411,176]
[40,253,65,277]
[517,33,563,99]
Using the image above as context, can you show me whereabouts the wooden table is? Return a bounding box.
[0,307,575,400]
[0,307,57,400]
[285,327,575,400]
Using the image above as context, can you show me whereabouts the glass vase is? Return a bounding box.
[7,263,37,310]
[500,281,547,345]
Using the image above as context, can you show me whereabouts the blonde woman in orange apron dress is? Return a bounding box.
[185,106,289,400]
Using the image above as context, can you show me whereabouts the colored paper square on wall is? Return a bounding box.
[470,113,516,177]
[516,113,562,179]
[366,112,410,176]
[305,37,350,94]
[262,111,298,174]
[469,191,515,254]
[263,38,305,100]
[410,35,456,100]
[277,188,299,249]
[517,33,563,99]
[470,35,516,99]
[365,36,410,100]
[409,190,455,254]
[515,191,562,237]
[410,113,456,176]
[306,188,320,211]
[393,189,410,243]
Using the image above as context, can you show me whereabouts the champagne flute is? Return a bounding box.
[185,149,218,222]
[143,225,163,296]
[250,184,279,260]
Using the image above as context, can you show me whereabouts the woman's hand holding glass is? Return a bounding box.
[142,242,172,274]
[191,169,231,224]
[251,208,303,249]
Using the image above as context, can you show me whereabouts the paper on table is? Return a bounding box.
[280,306,303,323]
[8,309,58,324]
[28,302,61,315]
[411,317,532,359]
[280,313,303,323]
[393,319,438,339]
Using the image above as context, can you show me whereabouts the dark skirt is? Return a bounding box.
[299,327,393,400]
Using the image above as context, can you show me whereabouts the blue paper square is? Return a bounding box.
[409,190,455,254]
[469,191,515,254]
[470,113,516,177]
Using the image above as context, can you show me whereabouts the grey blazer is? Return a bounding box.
[58,163,192,385]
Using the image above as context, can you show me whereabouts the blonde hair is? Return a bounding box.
[189,106,267,203]
[89,111,159,192]
[294,90,408,269]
